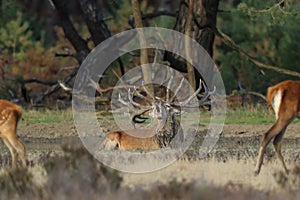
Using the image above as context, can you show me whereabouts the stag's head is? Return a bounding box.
[119,77,215,130]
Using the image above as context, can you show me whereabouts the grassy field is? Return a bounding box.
[22,108,73,124]
[21,105,274,124]
[0,106,299,200]
[21,105,299,125]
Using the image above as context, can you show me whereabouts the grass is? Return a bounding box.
[185,105,275,125]
[22,108,73,124]
[0,145,298,200]
[20,105,300,125]
[225,106,275,124]
[226,106,299,124]
[122,158,300,192]
[1,107,299,200]
[199,105,299,124]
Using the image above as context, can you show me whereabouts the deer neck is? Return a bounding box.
[155,115,179,147]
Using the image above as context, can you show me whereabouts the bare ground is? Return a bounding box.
[17,121,300,138]
[0,122,299,193]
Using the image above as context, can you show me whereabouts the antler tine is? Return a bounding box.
[169,78,184,102]
[133,86,151,103]
[142,81,155,100]
[171,79,203,106]
[128,88,152,109]
[180,85,216,107]
[166,75,173,102]
[128,88,142,107]
[118,93,130,106]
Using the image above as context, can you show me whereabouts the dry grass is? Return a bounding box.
[0,145,299,200]
[121,158,299,192]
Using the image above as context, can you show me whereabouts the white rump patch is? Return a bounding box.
[272,90,282,120]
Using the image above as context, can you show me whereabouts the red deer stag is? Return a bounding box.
[0,100,26,168]
[99,78,215,150]
[254,80,300,175]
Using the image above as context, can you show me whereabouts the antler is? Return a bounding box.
[169,78,185,102]
[118,86,153,128]
[142,81,155,100]
[171,79,216,107]
[166,75,173,102]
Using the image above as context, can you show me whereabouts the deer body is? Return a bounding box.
[0,100,26,168]
[100,100,183,150]
[254,80,300,175]
[99,78,214,151]
[100,130,159,150]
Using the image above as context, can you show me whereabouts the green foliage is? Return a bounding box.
[103,0,125,20]
[217,0,300,94]
[0,0,20,26]
[0,4,75,100]
[0,12,33,60]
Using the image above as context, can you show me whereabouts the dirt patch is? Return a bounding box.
[18,121,300,139]
[1,122,299,168]
[5,122,297,167]
[222,123,300,138]
[12,122,299,155]
[18,122,77,138]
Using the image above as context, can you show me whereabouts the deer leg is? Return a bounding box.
[273,127,289,174]
[254,134,273,175]
[15,139,27,167]
[2,136,18,168]
[99,136,119,150]
[7,135,26,167]
[254,121,286,175]
[255,110,294,175]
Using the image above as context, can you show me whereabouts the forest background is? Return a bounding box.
[0,0,299,105]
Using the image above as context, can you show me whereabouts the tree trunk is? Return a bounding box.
[185,0,196,90]
[132,0,153,94]
[51,0,90,64]
[164,0,220,86]
[77,0,111,46]
[193,0,219,56]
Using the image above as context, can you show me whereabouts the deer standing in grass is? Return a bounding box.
[255,80,300,175]
[99,78,214,150]
[0,100,26,168]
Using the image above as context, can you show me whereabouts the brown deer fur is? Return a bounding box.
[99,130,159,150]
[0,100,26,168]
[99,78,213,151]
[254,80,300,175]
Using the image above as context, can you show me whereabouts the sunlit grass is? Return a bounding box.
[186,105,299,124]
[21,105,300,125]
[186,105,274,125]
[22,108,73,124]
[226,106,299,124]
[225,105,274,124]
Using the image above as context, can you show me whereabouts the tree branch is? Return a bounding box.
[212,26,300,78]
[242,0,285,14]
[51,0,90,63]
[22,78,57,85]
[33,69,78,103]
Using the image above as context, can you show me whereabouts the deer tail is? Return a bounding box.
[266,86,279,107]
